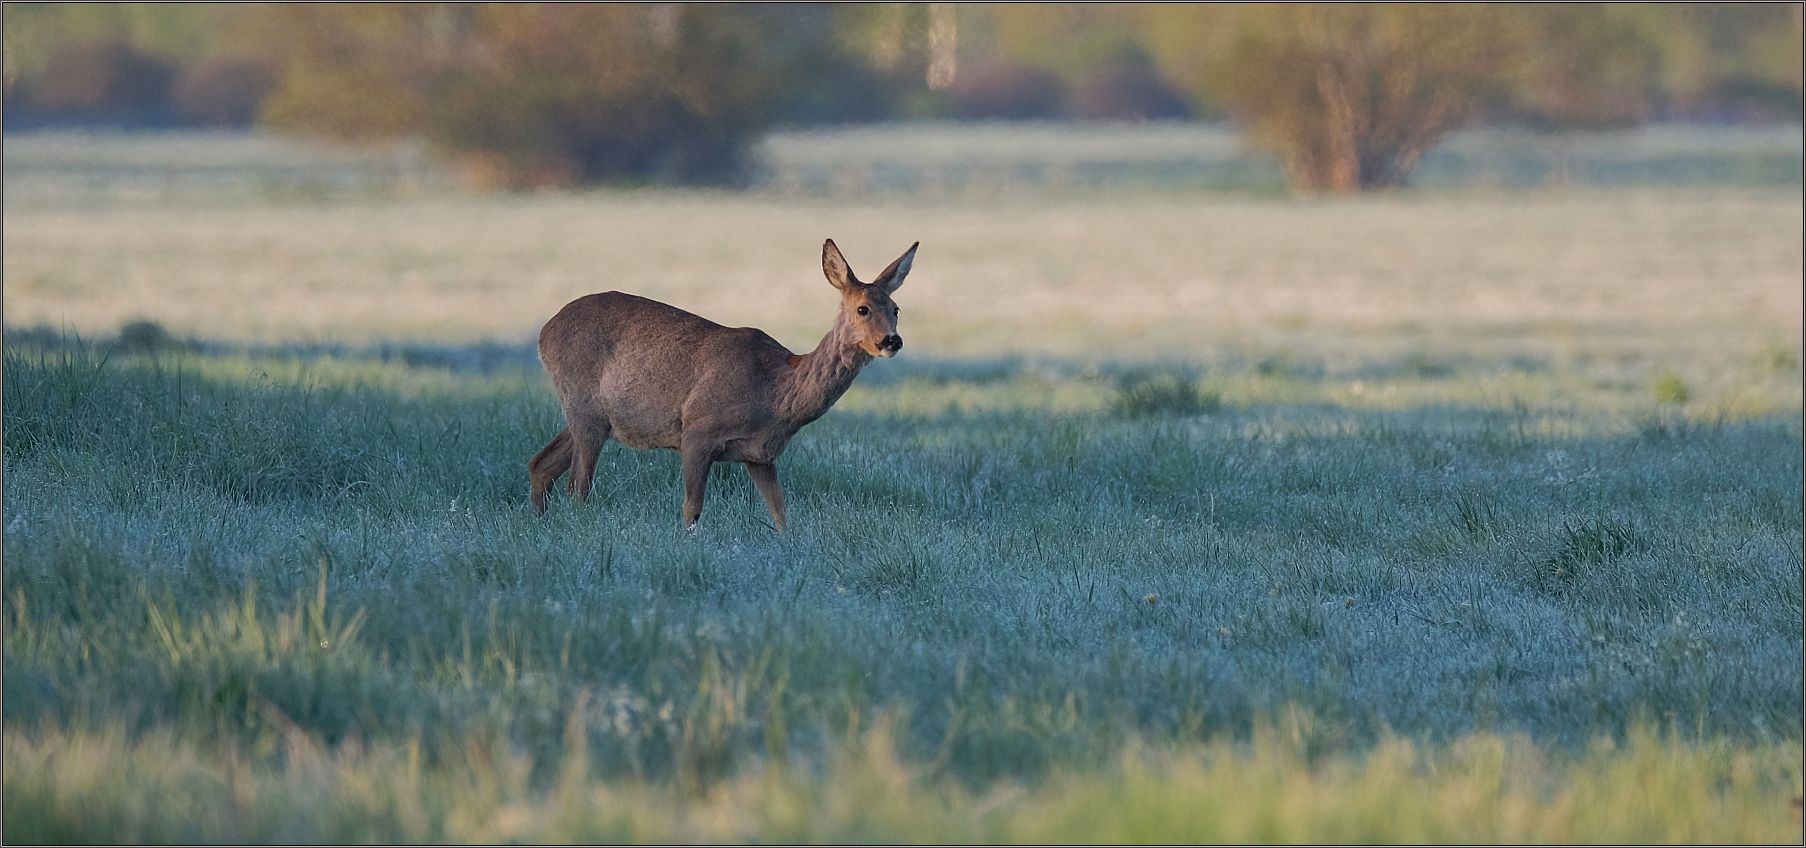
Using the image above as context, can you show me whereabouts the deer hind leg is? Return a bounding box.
[746,462,786,532]
[528,429,573,514]
[566,417,610,502]
[680,443,718,529]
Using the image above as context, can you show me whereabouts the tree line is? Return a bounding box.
[3,3,1799,191]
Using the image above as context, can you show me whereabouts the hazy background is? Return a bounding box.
[2,3,1802,357]
[3,3,1801,190]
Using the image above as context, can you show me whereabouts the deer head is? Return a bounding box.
[822,238,916,358]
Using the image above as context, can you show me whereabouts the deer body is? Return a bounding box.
[530,239,917,529]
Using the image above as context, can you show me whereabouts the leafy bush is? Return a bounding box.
[1208,6,1505,191]
[15,40,175,124]
[1685,78,1806,122]
[946,63,1067,120]
[1068,51,1190,122]
[113,320,202,356]
[255,6,858,188]
[169,57,278,127]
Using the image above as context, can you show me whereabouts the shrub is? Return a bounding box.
[256,5,851,188]
[1068,52,1190,122]
[23,40,175,123]
[946,63,1067,120]
[1208,6,1504,191]
[116,320,194,355]
[1682,78,1805,122]
[170,57,278,127]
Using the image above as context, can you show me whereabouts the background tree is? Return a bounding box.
[1134,3,1800,190]
[1491,4,1671,129]
[251,4,867,187]
[1204,5,1508,192]
[1653,3,1804,122]
[2,2,257,127]
[3,3,1799,190]
[17,39,176,125]
[168,57,278,127]
[1067,46,1192,122]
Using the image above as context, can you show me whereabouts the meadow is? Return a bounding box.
[2,126,1802,842]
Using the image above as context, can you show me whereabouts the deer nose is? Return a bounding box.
[881,335,903,351]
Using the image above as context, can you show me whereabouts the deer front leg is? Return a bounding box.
[680,443,717,529]
[746,462,786,532]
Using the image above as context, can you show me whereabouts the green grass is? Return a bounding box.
[1654,372,1693,405]
[2,329,1800,842]
[2,127,1802,842]
[5,720,1798,843]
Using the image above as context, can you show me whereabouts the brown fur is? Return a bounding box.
[530,238,918,529]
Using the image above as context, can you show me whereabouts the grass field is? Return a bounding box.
[3,127,1803,842]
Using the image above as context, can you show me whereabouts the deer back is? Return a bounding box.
[538,292,792,450]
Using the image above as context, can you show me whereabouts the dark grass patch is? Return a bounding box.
[1533,516,1642,595]
[1448,490,1504,540]
[1110,370,1221,418]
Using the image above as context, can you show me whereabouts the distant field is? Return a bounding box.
[2,128,1801,842]
[4,127,1801,366]
[758,121,1806,193]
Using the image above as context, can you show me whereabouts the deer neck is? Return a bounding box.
[778,318,873,428]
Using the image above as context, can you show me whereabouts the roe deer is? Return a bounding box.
[529,238,917,529]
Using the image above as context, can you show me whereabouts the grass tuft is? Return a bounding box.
[1652,372,1691,405]
[1535,516,1641,593]
[1448,490,1504,539]
[1110,370,1222,418]
[1757,343,1801,374]
[116,320,194,355]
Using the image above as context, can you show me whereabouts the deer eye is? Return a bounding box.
[857,306,869,316]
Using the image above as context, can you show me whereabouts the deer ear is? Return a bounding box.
[822,239,858,291]
[872,241,918,293]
